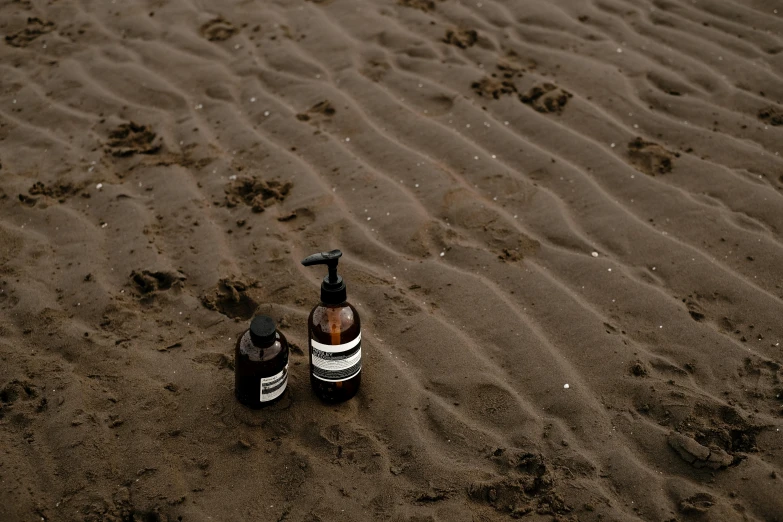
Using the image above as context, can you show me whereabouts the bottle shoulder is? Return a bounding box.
[308,301,361,342]
[236,330,287,362]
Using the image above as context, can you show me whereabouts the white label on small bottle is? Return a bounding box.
[310,332,362,382]
[260,364,288,402]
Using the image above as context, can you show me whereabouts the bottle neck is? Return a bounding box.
[321,300,347,307]
[250,331,277,349]
[320,283,347,305]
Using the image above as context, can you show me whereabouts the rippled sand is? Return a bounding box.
[1,0,782,520]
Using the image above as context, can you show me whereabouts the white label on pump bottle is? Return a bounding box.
[260,364,288,402]
[310,332,362,382]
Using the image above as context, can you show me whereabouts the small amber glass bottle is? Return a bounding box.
[234,315,289,408]
[302,250,362,403]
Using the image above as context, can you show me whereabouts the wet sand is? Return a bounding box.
[1,0,782,520]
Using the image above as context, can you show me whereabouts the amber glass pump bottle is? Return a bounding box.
[301,250,361,403]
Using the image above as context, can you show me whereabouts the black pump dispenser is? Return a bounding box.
[301,249,347,304]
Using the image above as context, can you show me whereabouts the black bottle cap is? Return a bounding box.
[301,249,347,305]
[249,315,277,346]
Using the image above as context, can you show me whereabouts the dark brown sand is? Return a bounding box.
[1,0,782,520]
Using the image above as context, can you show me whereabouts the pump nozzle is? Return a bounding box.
[301,250,347,304]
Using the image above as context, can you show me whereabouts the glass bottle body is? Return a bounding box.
[234,329,289,408]
[308,301,361,402]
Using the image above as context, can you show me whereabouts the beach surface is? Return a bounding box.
[1,0,782,520]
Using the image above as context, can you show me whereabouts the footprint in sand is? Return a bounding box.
[398,0,437,12]
[679,492,717,515]
[277,207,315,231]
[629,360,649,377]
[497,58,527,79]
[667,431,733,470]
[679,404,758,460]
[5,17,54,47]
[361,60,390,82]
[18,181,83,207]
[223,176,293,213]
[738,357,782,416]
[106,122,162,157]
[469,448,571,517]
[627,137,675,176]
[758,106,783,126]
[469,57,527,99]
[0,380,38,406]
[296,100,336,124]
[472,77,518,99]
[199,17,238,42]
[306,423,384,474]
[0,282,18,310]
[684,299,706,322]
[200,278,260,320]
[519,83,572,114]
[129,269,185,303]
[443,28,478,49]
[0,380,44,421]
[193,352,234,371]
